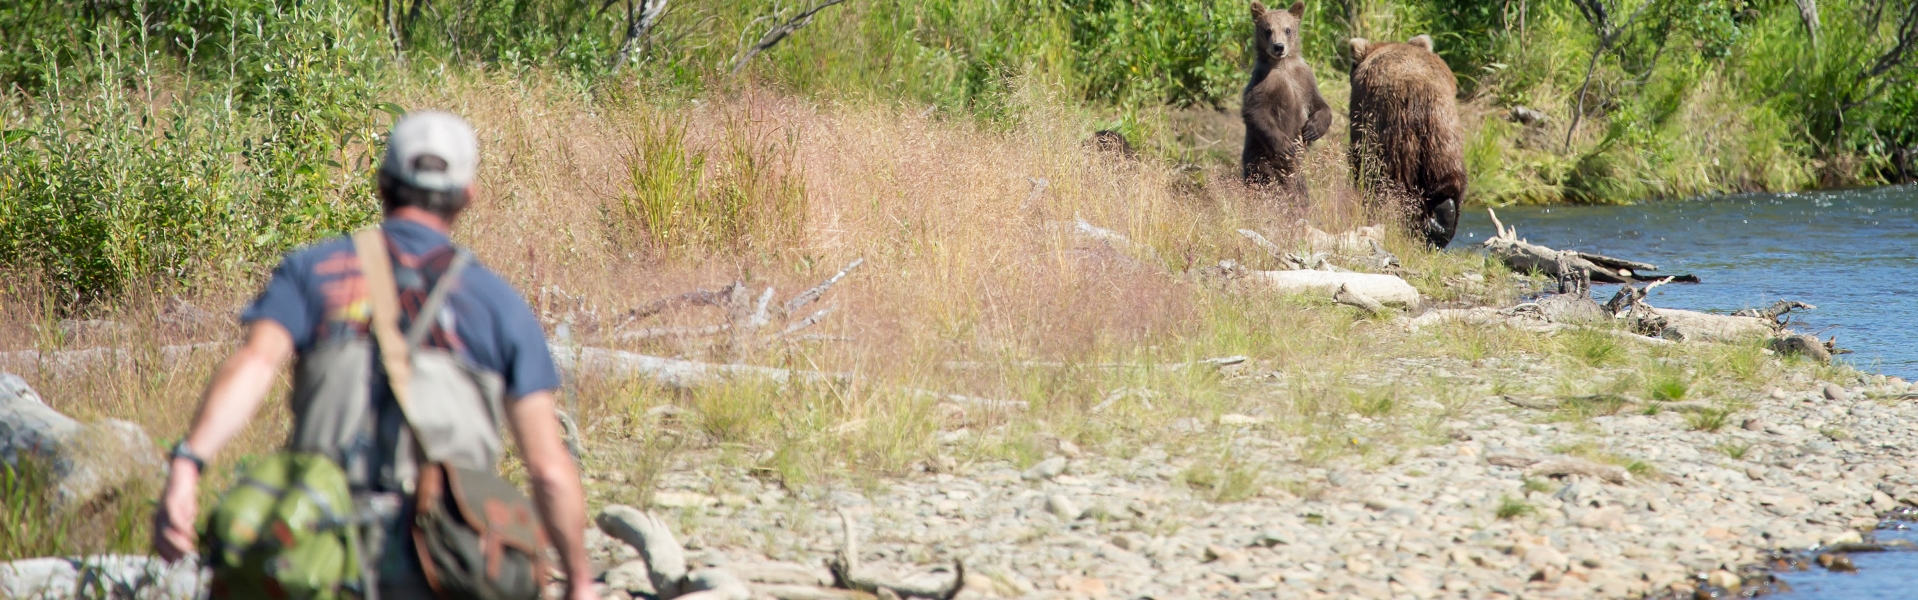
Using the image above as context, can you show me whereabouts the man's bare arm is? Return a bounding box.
[508,391,595,597]
[154,320,295,560]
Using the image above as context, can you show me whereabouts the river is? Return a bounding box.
[1455,185,1918,380]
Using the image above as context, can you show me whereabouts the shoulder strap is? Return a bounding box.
[407,248,474,348]
[352,229,472,464]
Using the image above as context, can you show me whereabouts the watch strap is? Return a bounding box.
[170,440,207,473]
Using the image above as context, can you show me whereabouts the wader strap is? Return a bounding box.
[407,249,473,349]
[351,229,471,465]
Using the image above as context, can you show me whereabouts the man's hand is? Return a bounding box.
[154,458,201,561]
[151,320,293,562]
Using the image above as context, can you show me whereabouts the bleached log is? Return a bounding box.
[0,343,229,378]
[1332,284,1392,316]
[1241,269,1422,308]
[550,345,849,390]
[1647,308,1780,342]
[938,356,1245,372]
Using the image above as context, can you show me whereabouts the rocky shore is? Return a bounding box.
[578,360,1916,600]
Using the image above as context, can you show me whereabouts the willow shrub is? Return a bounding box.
[1,0,386,303]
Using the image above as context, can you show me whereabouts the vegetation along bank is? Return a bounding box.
[1,0,1914,598]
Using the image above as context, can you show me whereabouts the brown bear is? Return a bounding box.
[1346,35,1467,248]
[1241,1,1333,196]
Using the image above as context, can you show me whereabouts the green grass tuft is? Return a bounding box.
[1496,496,1536,520]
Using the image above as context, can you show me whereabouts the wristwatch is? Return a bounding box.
[170,440,208,473]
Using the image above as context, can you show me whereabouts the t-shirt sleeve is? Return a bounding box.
[239,254,315,351]
[492,279,560,399]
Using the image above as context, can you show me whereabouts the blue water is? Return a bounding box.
[1455,185,1918,380]
[1771,530,1918,598]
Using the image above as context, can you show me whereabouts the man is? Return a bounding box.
[153,111,597,600]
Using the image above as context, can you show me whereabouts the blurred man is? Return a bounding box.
[154,111,597,600]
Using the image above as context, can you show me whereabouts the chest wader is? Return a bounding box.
[283,230,545,599]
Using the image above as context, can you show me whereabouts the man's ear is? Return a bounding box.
[1348,38,1371,63]
[1288,1,1306,17]
[1251,1,1267,19]
[1409,34,1434,52]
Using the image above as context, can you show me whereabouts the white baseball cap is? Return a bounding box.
[381,111,479,192]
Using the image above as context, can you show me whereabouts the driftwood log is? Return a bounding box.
[1482,209,1698,284]
[1213,262,1422,308]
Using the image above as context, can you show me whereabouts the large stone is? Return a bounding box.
[1022,456,1067,481]
[0,373,161,507]
[0,555,202,599]
[597,505,688,598]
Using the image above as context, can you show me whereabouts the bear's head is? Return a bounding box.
[1250,1,1306,61]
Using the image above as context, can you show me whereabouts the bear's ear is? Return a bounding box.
[1288,1,1306,17]
[1348,38,1371,62]
[1250,1,1267,19]
[1409,34,1434,52]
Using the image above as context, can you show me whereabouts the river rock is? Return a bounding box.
[1045,494,1082,520]
[0,555,202,599]
[1823,383,1849,401]
[0,373,161,507]
[603,560,656,595]
[1023,456,1067,481]
[681,568,750,600]
[596,505,688,598]
[1576,506,1625,530]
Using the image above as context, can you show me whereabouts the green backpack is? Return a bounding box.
[200,453,364,600]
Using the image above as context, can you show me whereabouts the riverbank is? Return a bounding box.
[2,77,1911,600]
[572,355,1912,599]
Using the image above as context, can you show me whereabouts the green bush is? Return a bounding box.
[1,0,385,302]
[3,0,1914,298]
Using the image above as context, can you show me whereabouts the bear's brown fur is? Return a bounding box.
[1347,35,1467,248]
[1241,1,1333,196]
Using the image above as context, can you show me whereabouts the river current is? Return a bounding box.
[1455,185,1918,380]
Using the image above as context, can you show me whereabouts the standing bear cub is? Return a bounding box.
[1241,1,1333,197]
[1346,35,1467,248]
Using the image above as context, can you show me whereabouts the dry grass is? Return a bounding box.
[0,72,1847,555]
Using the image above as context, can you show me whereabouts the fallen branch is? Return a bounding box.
[828,508,964,599]
[1733,300,1817,324]
[1482,208,1698,284]
[780,304,836,337]
[730,0,856,75]
[786,258,864,315]
[1063,217,1162,263]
